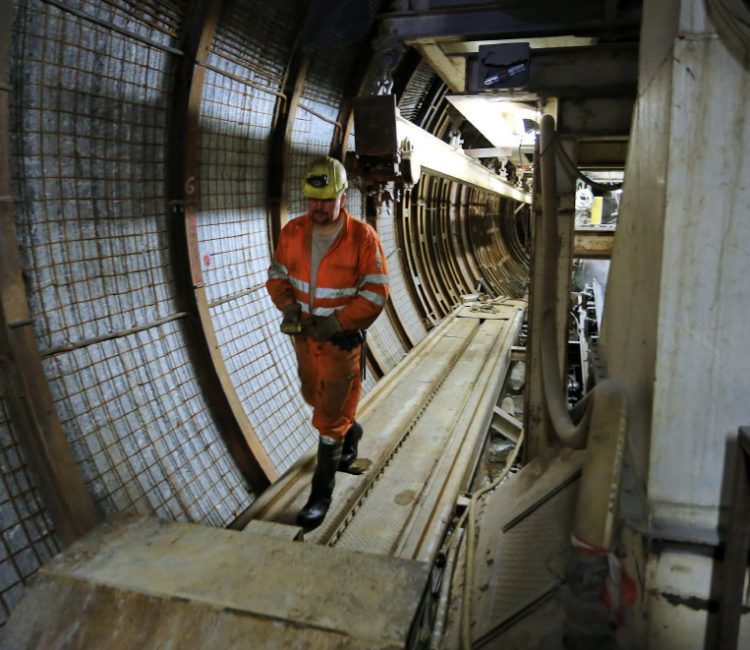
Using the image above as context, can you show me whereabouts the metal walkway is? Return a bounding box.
[245,301,526,565]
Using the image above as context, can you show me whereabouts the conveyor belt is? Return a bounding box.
[246,302,525,565]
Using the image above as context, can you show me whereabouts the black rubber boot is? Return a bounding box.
[297,438,342,529]
[338,421,363,471]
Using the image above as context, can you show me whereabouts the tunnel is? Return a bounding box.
[1,1,750,648]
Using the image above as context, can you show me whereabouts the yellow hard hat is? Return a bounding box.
[302,156,348,200]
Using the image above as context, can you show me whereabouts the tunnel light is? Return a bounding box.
[446,95,539,150]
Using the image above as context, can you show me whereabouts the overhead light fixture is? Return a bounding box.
[445,95,539,151]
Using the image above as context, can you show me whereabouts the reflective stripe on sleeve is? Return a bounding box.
[315,286,358,299]
[359,290,387,307]
[359,274,389,287]
[268,260,289,280]
[289,275,310,293]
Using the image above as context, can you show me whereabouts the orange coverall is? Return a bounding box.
[266,208,389,439]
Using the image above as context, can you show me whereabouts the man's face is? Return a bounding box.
[308,193,346,225]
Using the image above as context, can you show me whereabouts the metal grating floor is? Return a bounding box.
[468,449,584,646]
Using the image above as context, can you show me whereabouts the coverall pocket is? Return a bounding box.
[318,345,360,420]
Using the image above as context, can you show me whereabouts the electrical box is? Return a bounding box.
[467,43,531,93]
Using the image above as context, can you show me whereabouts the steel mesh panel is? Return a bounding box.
[473,483,578,636]
[209,0,299,89]
[194,0,318,473]
[61,0,183,44]
[287,47,355,217]
[377,194,428,346]
[11,1,181,350]
[197,68,277,304]
[0,401,61,628]
[361,369,377,394]
[43,320,252,525]
[10,0,252,527]
[208,294,315,475]
[366,314,407,374]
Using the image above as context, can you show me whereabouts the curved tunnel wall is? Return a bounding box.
[1,0,531,627]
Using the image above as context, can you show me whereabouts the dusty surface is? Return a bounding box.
[1,516,429,649]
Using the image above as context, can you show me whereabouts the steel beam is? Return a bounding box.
[464,147,514,158]
[577,137,629,168]
[380,3,641,43]
[396,116,531,202]
[558,96,634,136]
[412,40,465,92]
[573,228,615,258]
[528,44,638,96]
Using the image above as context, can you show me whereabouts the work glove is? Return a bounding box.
[280,303,301,335]
[330,330,364,351]
[303,314,342,341]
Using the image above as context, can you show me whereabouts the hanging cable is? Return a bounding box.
[554,137,623,193]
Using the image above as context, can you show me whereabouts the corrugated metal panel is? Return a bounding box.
[9,0,252,529]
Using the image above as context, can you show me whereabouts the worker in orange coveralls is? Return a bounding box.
[266,156,389,528]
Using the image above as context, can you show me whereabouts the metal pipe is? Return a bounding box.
[538,113,627,550]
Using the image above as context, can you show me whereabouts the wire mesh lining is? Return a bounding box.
[208,294,314,474]
[12,1,181,349]
[365,315,406,374]
[377,193,428,346]
[194,0,318,474]
[10,0,253,530]
[197,68,276,304]
[44,320,251,524]
[58,0,183,45]
[0,400,61,628]
[209,0,295,90]
[287,46,354,218]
